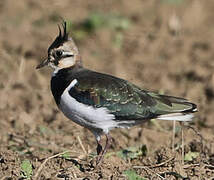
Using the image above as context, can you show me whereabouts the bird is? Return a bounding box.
[36,21,197,166]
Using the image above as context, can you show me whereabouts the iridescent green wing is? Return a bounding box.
[69,70,195,120]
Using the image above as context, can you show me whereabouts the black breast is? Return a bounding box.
[50,66,87,105]
[51,69,74,105]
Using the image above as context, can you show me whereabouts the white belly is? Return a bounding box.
[58,79,116,133]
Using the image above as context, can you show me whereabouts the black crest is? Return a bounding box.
[48,21,72,53]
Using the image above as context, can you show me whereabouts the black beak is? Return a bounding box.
[36,58,49,69]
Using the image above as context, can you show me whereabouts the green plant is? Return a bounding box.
[21,159,33,179]
[124,170,146,180]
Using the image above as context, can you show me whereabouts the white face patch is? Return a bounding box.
[63,51,74,56]
[58,57,76,68]
[59,79,117,133]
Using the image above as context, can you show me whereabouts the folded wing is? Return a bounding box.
[69,70,197,122]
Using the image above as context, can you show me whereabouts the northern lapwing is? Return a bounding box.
[36,21,197,165]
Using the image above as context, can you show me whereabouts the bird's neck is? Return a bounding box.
[52,63,84,77]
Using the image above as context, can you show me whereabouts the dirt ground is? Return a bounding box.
[0,0,214,179]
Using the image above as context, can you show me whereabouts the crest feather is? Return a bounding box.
[58,20,72,41]
[48,20,73,52]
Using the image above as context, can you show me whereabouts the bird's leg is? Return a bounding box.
[172,120,176,151]
[180,121,184,165]
[102,133,112,157]
[96,139,103,156]
[96,133,112,166]
[95,138,104,166]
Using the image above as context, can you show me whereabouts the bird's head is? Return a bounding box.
[36,21,81,70]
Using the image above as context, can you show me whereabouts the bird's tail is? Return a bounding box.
[157,112,195,121]
[148,93,197,122]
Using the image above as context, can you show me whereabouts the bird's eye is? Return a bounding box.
[55,50,63,58]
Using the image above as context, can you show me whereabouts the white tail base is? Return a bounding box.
[157,113,194,122]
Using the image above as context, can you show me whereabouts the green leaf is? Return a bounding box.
[21,159,33,179]
[184,151,199,162]
[117,145,147,160]
[124,170,146,180]
[60,151,71,160]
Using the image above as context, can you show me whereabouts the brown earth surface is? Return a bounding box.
[0,0,214,179]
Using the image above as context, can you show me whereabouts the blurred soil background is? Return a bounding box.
[0,0,214,179]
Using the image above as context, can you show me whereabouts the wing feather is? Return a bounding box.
[68,70,197,121]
